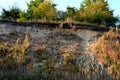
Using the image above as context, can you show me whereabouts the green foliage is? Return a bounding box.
[58,6,77,21]
[56,11,67,21]
[0,6,21,21]
[17,11,26,22]
[75,0,118,26]
[0,0,119,26]
[25,0,56,21]
[66,6,77,20]
[25,0,44,20]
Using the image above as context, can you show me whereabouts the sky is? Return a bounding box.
[0,0,120,16]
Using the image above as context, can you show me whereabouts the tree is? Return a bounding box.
[26,0,56,21]
[76,0,118,26]
[66,6,77,20]
[0,6,21,21]
[56,11,67,21]
[17,11,26,22]
[26,0,44,19]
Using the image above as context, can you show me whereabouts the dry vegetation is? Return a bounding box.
[0,27,120,80]
[93,29,120,79]
[0,35,32,80]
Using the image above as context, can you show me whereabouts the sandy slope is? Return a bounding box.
[0,24,102,67]
[2,24,114,79]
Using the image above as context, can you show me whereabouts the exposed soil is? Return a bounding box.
[1,23,111,80]
[0,23,103,67]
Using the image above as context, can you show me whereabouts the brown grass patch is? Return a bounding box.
[93,29,120,78]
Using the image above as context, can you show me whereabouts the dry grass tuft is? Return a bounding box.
[93,29,120,78]
[60,43,80,65]
[0,35,30,69]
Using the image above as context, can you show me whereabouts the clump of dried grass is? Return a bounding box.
[60,43,80,65]
[93,29,120,78]
[0,35,30,69]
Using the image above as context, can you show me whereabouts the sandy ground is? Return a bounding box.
[0,23,103,68]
